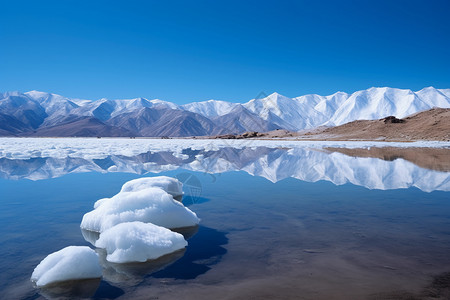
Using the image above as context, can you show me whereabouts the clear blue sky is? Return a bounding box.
[1,0,449,104]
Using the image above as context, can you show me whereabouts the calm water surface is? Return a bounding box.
[1,142,450,299]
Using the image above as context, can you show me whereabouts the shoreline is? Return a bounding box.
[1,136,450,146]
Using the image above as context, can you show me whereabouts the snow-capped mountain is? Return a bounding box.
[0,87,449,137]
[243,87,450,130]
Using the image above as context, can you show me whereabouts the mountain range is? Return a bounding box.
[0,87,449,137]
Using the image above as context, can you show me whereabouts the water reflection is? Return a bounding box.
[35,278,101,299]
[80,224,225,283]
[77,224,226,296]
[172,225,200,240]
[98,249,186,287]
[153,226,228,280]
[1,146,449,192]
[325,147,450,172]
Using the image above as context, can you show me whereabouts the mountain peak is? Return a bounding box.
[418,86,437,92]
[267,92,289,99]
[26,90,48,95]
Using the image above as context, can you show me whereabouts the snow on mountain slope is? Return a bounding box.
[243,92,328,130]
[327,87,430,126]
[70,98,116,121]
[25,91,80,126]
[110,97,179,117]
[439,89,450,99]
[243,87,450,129]
[70,97,179,121]
[25,91,79,114]
[148,99,179,110]
[1,87,449,136]
[0,92,47,129]
[311,92,349,118]
[416,87,450,108]
[182,100,239,118]
[212,105,279,133]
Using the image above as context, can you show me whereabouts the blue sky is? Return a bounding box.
[1,0,449,104]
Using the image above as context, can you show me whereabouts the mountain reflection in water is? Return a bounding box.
[0,145,449,192]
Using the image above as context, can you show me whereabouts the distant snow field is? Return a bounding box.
[0,137,449,160]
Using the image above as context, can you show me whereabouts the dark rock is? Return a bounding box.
[241,131,258,138]
[215,134,236,139]
[383,116,405,124]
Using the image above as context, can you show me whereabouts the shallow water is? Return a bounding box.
[1,141,450,299]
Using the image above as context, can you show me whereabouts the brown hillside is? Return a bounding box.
[298,108,450,141]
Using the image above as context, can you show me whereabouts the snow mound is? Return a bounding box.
[93,197,109,209]
[95,221,187,263]
[81,187,199,232]
[94,176,184,209]
[31,246,102,287]
[120,176,183,198]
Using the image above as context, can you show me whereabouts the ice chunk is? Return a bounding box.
[120,176,184,198]
[93,197,109,209]
[95,221,187,263]
[93,176,184,209]
[80,187,199,232]
[31,246,102,287]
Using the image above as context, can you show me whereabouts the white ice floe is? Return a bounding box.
[31,246,102,287]
[119,176,183,199]
[81,187,199,233]
[95,221,187,263]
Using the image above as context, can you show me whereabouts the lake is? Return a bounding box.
[1,138,450,299]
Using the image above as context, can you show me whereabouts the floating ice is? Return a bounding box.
[93,197,109,209]
[31,246,102,287]
[120,176,183,199]
[93,176,184,208]
[95,221,187,263]
[81,187,199,232]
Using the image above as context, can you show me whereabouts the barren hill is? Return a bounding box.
[297,108,450,142]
